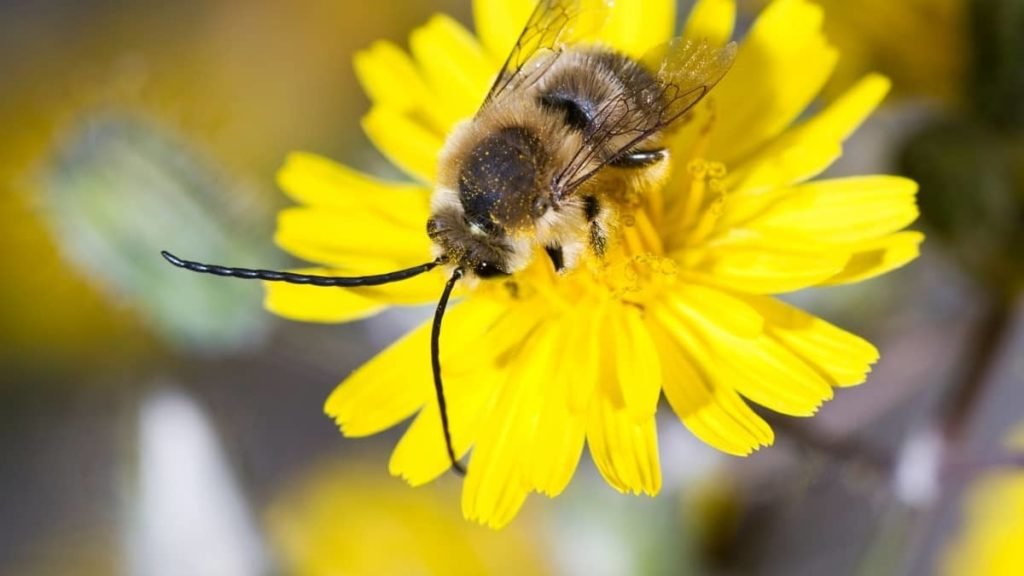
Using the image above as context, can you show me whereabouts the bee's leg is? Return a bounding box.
[504,279,520,299]
[609,149,666,168]
[584,195,602,221]
[583,196,608,258]
[590,223,608,257]
[544,245,566,272]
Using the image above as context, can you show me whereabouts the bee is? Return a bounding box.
[163,0,736,475]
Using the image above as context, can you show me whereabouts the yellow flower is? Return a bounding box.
[267,460,551,575]
[944,471,1024,575]
[267,0,922,528]
[942,426,1024,576]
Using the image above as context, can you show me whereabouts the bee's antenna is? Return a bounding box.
[161,250,441,287]
[432,267,466,475]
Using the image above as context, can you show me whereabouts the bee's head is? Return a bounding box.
[426,208,518,279]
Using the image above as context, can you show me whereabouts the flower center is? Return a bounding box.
[471,156,730,313]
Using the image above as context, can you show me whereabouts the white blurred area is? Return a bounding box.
[125,387,267,576]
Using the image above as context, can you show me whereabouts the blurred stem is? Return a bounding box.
[855,504,916,576]
[899,291,1015,575]
[768,416,892,476]
[937,291,1012,448]
[970,0,1024,130]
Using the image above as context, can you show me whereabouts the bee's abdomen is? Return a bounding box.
[535,50,663,155]
[539,91,596,133]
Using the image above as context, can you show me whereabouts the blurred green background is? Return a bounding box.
[1,0,1022,574]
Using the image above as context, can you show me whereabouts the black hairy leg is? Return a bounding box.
[545,245,566,272]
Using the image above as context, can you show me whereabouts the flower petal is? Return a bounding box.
[669,283,765,337]
[678,244,849,295]
[264,270,385,323]
[730,176,920,244]
[362,105,444,184]
[726,74,892,193]
[390,302,543,485]
[647,309,774,455]
[462,323,563,529]
[524,306,599,496]
[683,0,736,46]
[274,207,433,271]
[609,303,662,419]
[264,267,444,326]
[823,231,925,285]
[586,395,662,496]
[326,323,431,438]
[741,295,879,388]
[473,0,536,60]
[325,299,505,438]
[566,298,606,414]
[389,365,505,486]
[715,335,834,417]
[676,173,919,294]
[601,0,676,58]
[663,287,834,416]
[583,301,663,494]
[410,15,494,128]
[276,152,431,213]
[354,40,432,114]
[710,0,838,164]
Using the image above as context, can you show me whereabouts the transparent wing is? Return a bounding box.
[484,0,611,106]
[555,39,738,195]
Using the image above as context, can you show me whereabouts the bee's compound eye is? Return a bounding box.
[473,261,509,278]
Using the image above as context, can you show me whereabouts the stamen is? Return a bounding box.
[680,159,709,228]
[633,209,664,255]
[689,161,728,244]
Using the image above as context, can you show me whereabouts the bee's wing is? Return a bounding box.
[483,0,611,106]
[556,39,738,195]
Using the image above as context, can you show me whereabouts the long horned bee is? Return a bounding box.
[163,0,736,474]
